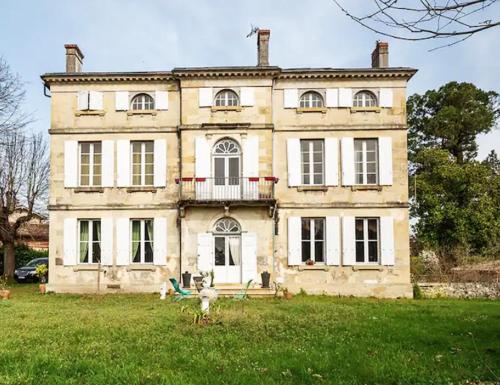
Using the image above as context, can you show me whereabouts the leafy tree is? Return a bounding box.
[407,82,499,165]
[483,150,500,176]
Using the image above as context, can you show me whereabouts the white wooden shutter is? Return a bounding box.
[380,216,395,265]
[287,217,301,265]
[153,217,167,265]
[324,138,339,186]
[197,233,214,272]
[338,88,353,107]
[116,140,130,187]
[326,89,339,107]
[155,90,168,110]
[240,87,255,106]
[326,217,340,266]
[100,217,113,265]
[342,216,355,265]
[89,91,103,110]
[283,89,298,108]
[63,218,77,265]
[154,139,167,187]
[115,91,129,111]
[241,232,257,282]
[116,218,130,265]
[195,136,211,199]
[287,138,301,187]
[243,136,259,199]
[64,141,78,188]
[101,140,114,187]
[77,91,89,110]
[341,137,355,186]
[378,137,393,185]
[199,88,213,107]
[379,88,393,108]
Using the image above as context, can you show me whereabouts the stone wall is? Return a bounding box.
[418,282,500,299]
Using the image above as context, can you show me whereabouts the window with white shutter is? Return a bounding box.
[341,138,355,186]
[154,139,167,187]
[199,88,213,107]
[241,232,257,282]
[300,139,324,185]
[101,140,114,187]
[197,233,214,272]
[116,218,130,265]
[153,217,167,265]
[64,141,78,188]
[115,91,129,111]
[380,216,395,265]
[116,140,130,187]
[63,218,78,266]
[100,217,113,265]
[355,217,380,263]
[283,89,299,108]
[354,139,378,185]
[89,91,103,110]
[342,216,355,265]
[79,142,102,187]
[78,219,101,264]
[131,219,154,264]
[287,217,301,265]
[338,88,353,107]
[287,138,301,187]
[324,138,339,186]
[379,88,393,108]
[240,87,255,107]
[326,216,340,266]
[155,91,169,110]
[378,137,393,185]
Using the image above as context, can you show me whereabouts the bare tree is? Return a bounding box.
[333,0,500,48]
[0,130,49,279]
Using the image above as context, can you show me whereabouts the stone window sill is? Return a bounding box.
[126,265,156,272]
[297,265,329,271]
[352,265,384,271]
[297,185,329,192]
[74,187,104,193]
[211,106,242,112]
[296,107,327,114]
[127,110,157,116]
[350,107,381,113]
[75,110,105,117]
[126,187,157,193]
[351,185,383,191]
[73,265,104,272]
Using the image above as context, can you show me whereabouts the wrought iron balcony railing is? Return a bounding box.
[176,177,278,202]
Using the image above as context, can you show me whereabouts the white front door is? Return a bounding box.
[213,156,241,200]
[213,235,241,283]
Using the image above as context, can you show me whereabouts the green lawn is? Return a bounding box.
[0,285,499,385]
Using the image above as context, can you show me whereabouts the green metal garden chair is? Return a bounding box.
[233,279,253,300]
[169,278,191,301]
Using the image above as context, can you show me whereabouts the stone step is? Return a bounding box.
[183,286,275,298]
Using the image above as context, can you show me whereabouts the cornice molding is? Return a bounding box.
[41,72,175,85]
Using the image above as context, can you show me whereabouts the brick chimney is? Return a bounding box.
[65,44,84,73]
[257,29,270,66]
[371,41,389,68]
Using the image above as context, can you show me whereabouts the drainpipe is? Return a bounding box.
[271,74,276,276]
[177,78,183,284]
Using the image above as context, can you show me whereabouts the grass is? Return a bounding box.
[0,285,499,385]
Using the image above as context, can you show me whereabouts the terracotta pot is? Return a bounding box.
[283,290,293,300]
[39,284,46,295]
[0,289,11,300]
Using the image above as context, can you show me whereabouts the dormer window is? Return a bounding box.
[131,93,155,110]
[214,89,239,107]
[299,91,324,108]
[353,91,377,108]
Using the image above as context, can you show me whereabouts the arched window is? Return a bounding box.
[214,89,239,107]
[213,138,241,155]
[299,91,324,108]
[212,138,241,188]
[353,91,377,108]
[214,218,241,233]
[131,93,155,110]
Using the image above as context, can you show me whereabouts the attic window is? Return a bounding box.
[353,91,377,108]
[131,93,155,110]
[299,91,324,108]
[214,89,239,107]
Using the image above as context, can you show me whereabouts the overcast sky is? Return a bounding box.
[1,0,499,158]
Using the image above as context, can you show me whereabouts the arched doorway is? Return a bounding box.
[213,218,241,283]
[212,138,241,199]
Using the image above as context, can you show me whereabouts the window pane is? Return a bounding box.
[366,151,376,162]
[215,237,225,266]
[356,241,365,263]
[314,219,324,241]
[313,140,322,152]
[132,175,141,185]
[92,242,101,263]
[80,175,89,186]
[301,219,310,240]
[314,174,323,184]
[214,157,225,185]
[302,241,310,262]
[132,221,141,242]
[368,241,378,262]
[145,242,153,263]
[355,219,364,240]
[145,153,154,164]
[132,242,140,263]
[315,241,324,262]
[228,158,239,180]
[132,142,141,153]
[79,242,89,263]
[145,164,154,175]
[145,175,154,186]
[366,162,377,173]
[367,174,377,184]
[81,143,90,153]
[366,140,377,152]
[368,219,378,240]
[354,140,362,152]
[303,175,310,185]
[145,142,153,152]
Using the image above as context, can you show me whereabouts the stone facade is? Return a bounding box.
[42,32,416,297]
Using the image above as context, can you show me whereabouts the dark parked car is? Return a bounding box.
[14,258,48,283]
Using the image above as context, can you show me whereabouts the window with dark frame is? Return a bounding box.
[131,219,154,264]
[79,142,102,187]
[355,218,379,263]
[301,218,325,263]
[78,219,101,264]
[300,139,324,185]
[131,141,154,186]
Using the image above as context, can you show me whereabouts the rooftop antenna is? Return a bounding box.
[246,24,259,38]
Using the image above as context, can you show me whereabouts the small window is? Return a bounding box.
[131,141,154,186]
[353,91,377,108]
[299,91,324,108]
[301,139,324,185]
[214,89,239,107]
[131,93,155,110]
[131,219,154,264]
[79,219,101,264]
[355,218,379,263]
[79,142,101,187]
[354,139,378,185]
[301,218,325,263]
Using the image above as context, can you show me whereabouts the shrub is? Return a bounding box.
[0,243,48,269]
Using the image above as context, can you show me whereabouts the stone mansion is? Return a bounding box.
[42,30,416,297]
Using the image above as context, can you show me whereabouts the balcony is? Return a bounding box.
[176,177,278,207]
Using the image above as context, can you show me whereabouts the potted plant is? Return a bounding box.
[0,275,10,300]
[282,287,293,300]
[35,263,48,294]
[182,271,192,288]
[305,259,315,266]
